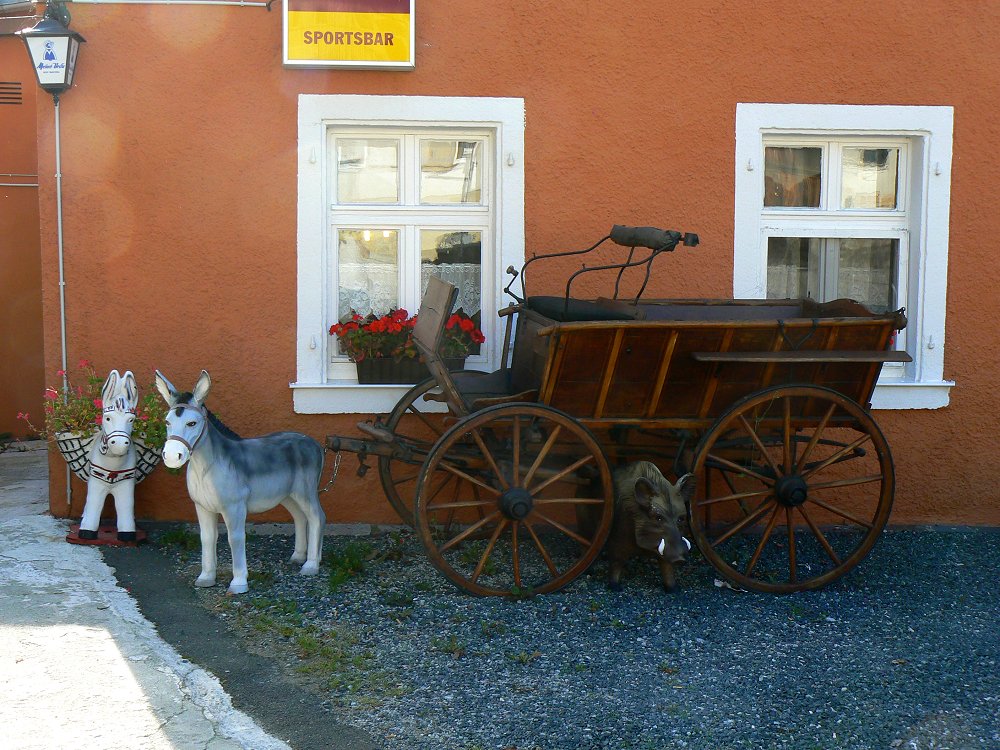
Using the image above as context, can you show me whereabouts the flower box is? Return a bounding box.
[355,357,466,385]
[55,430,162,483]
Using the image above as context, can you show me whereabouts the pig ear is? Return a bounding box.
[674,473,697,506]
[634,477,655,512]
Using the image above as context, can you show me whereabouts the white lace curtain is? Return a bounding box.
[339,262,482,319]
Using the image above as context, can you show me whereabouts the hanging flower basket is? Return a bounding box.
[55,431,162,483]
[355,357,467,385]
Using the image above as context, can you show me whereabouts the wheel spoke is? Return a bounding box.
[745,504,781,577]
[439,511,501,553]
[534,497,605,506]
[783,396,793,473]
[470,427,509,491]
[808,473,884,491]
[426,498,495,511]
[737,414,782,476]
[523,425,563,487]
[806,496,874,530]
[704,452,775,486]
[512,522,522,588]
[795,403,837,471]
[390,470,421,488]
[786,506,797,583]
[438,460,501,496]
[696,487,772,507]
[530,510,591,547]
[471,519,509,584]
[407,404,445,437]
[710,500,776,547]
[528,454,595,495]
[800,433,872,479]
[512,416,521,486]
[524,521,559,576]
[798,504,842,566]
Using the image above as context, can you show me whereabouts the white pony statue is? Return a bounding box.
[155,369,327,594]
[78,369,141,542]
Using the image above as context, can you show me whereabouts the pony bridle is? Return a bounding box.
[168,402,208,453]
[99,403,136,456]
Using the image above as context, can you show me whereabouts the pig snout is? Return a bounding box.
[657,535,690,565]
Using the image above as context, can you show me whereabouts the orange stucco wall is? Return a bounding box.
[0,37,44,440]
[34,2,1000,525]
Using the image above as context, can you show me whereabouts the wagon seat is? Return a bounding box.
[413,277,642,415]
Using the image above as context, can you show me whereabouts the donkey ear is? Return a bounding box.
[102,370,121,405]
[121,370,138,409]
[155,370,178,406]
[192,370,212,405]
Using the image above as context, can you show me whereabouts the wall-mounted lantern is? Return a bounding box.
[16,7,85,98]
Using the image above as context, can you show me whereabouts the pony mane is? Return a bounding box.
[174,392,242,440]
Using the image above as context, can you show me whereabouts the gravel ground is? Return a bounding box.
[160,525,1000,750]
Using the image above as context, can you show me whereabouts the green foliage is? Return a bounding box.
[326,540,373,592]
[158,527,200,551]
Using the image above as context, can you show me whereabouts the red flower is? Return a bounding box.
[44,388,58,400]
[93,399,103,409]
[16,412,28,421]
[459,318,475,332]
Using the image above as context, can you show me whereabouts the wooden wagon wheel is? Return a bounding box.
[690,385,894,593]
[378,377,458,525]
[414,403,614,597]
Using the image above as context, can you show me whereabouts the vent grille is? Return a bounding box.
[0,81,23,105]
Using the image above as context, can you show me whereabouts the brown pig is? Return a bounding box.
[605,462,696,592]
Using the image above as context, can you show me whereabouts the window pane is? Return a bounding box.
[841,148,899,209]
[420,230,482,317]
[764,147,822,207]
[837,238,898,313]
[337,229,399,321]
[337,139,399,203]
[766,236,899,313]
[766,237,822,299]
[420,140,482,204]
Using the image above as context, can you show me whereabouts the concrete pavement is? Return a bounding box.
[0,441,293,750]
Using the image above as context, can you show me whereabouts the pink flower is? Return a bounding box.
[56,369,66,377]
[93,399,103,409]
[77,358,91,369]
[44,388,58,400]
[16,412,28,421]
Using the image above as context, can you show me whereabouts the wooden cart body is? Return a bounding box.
[328,230,909,596]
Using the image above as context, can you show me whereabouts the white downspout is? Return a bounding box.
[53,94,72,507]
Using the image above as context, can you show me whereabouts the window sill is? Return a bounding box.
[871,380,954,410]
[291,381,414,414]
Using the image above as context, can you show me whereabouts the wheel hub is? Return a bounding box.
[499,487,534,520]
[775,474,808,507]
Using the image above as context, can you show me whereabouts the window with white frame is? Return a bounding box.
[734,104,954,409]
[329,130,490,379]
[293,95,525,414]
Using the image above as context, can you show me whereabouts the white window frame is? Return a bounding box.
[735,103,954,409]
[292,95,525,414]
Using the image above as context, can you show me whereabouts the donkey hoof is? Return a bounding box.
[227,582,249,595]
[78,529,99,540]
[289,553,307,565]
[194,575,216,588]
[298,562,320,577]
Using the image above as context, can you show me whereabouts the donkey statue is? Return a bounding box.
[79,369,141,542]
[155,369,326,594]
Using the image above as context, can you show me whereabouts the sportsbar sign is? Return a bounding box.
[283,0,414,69]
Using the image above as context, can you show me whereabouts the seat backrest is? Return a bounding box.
[412,276,469,415]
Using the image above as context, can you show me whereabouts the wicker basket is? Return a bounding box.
[55,431,162,483]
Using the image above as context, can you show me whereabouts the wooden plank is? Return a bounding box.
[645,330,679,418]
[697,329,734,418]
[593,328,625,418]
[691,351,912,364]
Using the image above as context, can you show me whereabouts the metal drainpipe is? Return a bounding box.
[53,93,72,507]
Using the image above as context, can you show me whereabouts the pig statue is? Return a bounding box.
[605,462,696,592]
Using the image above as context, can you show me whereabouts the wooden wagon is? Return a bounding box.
[328,226,910,596]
